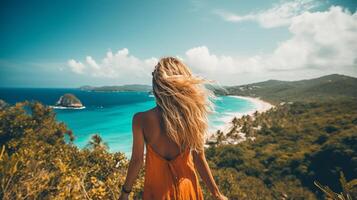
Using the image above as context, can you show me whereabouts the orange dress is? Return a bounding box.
[143,144,204,200]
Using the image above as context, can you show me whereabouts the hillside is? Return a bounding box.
[1,74,356,199]
[205,100,357,199]
[80,84,152,92]
[205,74,357,199]
[217,74,357,104]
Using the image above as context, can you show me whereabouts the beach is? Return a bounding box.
[229,95,274,116]
[0,88,260,155]
[208,95,274,136]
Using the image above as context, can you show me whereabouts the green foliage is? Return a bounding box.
[314,172,357,200]
[203,168,273,200]
[214,74,357,104]
[1,84,356,199]
[206,100,357,199]
[0,102,143,200]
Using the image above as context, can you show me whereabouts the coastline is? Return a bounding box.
[50,105,86,110]
[229,95,274,115]
[208,95,274,137]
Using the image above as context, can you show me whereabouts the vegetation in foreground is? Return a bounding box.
[0,74,356,199]
[0,102,143,199]
[1,99,356,199]
[314,172,357,200]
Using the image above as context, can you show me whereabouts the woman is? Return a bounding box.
[119,57,227,200]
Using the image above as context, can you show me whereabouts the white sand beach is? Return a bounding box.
[207,95,274,138]
[229,95,274,116]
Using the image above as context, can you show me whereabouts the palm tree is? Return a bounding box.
[87,134,108,150]
[314,172,357,200]
[216,130,225,145]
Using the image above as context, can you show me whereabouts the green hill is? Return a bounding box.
[217,74,357,104]
[206,74,357,199]
[206,99,357,199]
[1,74,356,199]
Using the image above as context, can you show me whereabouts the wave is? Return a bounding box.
[50,106,86,110]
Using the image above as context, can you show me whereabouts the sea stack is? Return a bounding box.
[56,93,83,108]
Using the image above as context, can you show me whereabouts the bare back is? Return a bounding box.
[120,57,226,200]
[140,106,182,161]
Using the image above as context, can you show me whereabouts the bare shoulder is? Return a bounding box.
[133,107,158,123]
[140,107,157,123]
[132,112,143,130]
[133,111,143,120]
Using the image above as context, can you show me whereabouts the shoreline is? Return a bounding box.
[50,105,86,110]
[207,95,274,137]
[229,95,274,115]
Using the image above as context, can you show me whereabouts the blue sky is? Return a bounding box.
[0,0,356,87]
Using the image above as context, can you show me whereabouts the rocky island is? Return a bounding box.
[53,93,85,109]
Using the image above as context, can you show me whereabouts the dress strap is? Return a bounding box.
[146,143,189,162]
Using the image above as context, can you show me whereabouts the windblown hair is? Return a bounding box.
[152,57,214,152]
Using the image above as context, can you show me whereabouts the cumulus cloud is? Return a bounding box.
[68,48,158,83]
[266,6,357,70]
[185,46,258,74]
[68,59,85,74]
[68,6,357,85]
[185,6,357,83]
[86,56,100,70]
[215,0,319,28]
[185,46,220,73]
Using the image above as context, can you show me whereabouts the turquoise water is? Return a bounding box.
[0,88,256,155]
[56,96,255,155]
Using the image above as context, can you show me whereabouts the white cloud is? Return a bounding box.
[86,56,99,70]
[266,6,357,70]
[185,46,250,74]
[68,59,85,74]
[185,6,357,83]
[68,6,357,85]
[216,0,319,28]
[185,46,219,73]
[183,46,266,83]
[68,48,158,83]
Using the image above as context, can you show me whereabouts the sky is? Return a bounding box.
[0,0,356,87]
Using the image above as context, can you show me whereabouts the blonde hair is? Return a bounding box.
[152,57,214,152]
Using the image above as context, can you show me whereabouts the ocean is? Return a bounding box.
[0,88,256,155]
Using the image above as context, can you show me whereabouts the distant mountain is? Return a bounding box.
[216,74,357,104]
[79,84,152,92]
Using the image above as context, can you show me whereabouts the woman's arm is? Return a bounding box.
[119,113,145,200]
[192,150,227,200]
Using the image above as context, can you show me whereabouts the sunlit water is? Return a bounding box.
[0,88,256,155]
